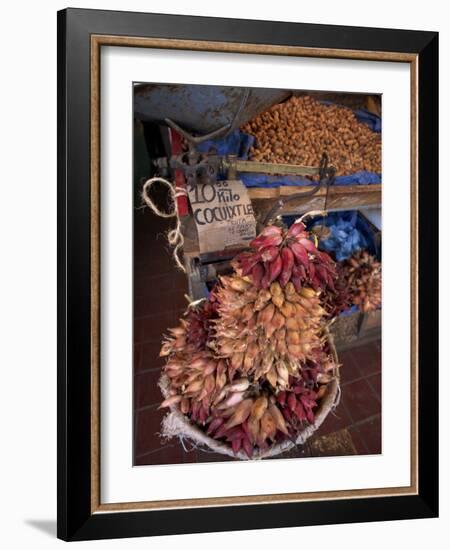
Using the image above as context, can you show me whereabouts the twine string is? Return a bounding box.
[141,176,187,272]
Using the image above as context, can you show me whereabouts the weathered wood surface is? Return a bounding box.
[183,184,381,258]
[249,184,381,217]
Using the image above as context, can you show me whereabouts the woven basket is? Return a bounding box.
[159,330,340,460]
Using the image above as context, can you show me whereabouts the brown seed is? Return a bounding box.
[280,301,296,318]
[266,366,278,388]
[246,341,259,359]
[241,302,254,321]
[270,281,282,297]
[284,282,296,296]
[272,293,285,309]
[247,415,260,444]
[233,339,247,353]
[316,385,327,400]
[159,342,172,357]
[288,344,302,358]
[216,361,227,389]
[190,357,208,369]
[186,371,202,384]
[260,409,277,441]
[265,320,278,339]
[203,361,217,375]
[247,314,257,330]
[230,352,244,370]
[185,379,203,394]
[204,374,216,394]
[258,303,275,326]
[254,289,272,310]
[212,387,227,406]
[168,326,186,337]
[159,395,182,409]
[219,340,235,355]
[272,311,286,330]
[180,398,190,414]
[261,349,274,373]
[286,330,300,345]
[251,396,268,421]
[224,399,254,430]
[242,353,254,373]
[276,362,290,386]
[285,317,299,331]
[229,277,251,292]
[276,338,288,355]
[294,303,308,316]
[269,403,289,435]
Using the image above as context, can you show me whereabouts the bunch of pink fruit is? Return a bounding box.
[233,222,337,292]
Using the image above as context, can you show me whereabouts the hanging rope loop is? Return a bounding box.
[141,177,187,272]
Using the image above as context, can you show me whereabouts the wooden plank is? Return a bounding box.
[249,184,381,216]
[182,185,381,258]
[231,159,319,177]
[248,184,381,200]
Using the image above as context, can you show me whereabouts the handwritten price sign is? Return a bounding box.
[187,180,256,254]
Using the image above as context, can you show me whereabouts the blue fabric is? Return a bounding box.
[335,171,381,185]
[283,210,379,261]
[240,170,381,188]
[283,210,380,317]
[312,216,368,261]
[196,129,254,159]
[319,100,381,133]
[339,305,359,317]
[354,108,382,132]
[240,173,310,187]
[194,101,381,187]
[308,210,377,261]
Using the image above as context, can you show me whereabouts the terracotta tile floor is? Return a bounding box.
[133,208,382,465]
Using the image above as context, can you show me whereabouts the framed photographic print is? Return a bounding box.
[57,8,438,541]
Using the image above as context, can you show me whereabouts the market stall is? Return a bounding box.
[134,83,382,461]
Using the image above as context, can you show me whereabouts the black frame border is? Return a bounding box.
[57,8,438,541]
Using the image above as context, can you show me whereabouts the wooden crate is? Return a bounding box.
[331,309,381,350]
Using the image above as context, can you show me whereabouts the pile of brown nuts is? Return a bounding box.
[241,95,381,176]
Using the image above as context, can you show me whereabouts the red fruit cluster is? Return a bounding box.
[183,392,213,425]
[277,381,319,426]
[204,395,292,457]
[205,415,259,458]
[320,263,353,318]
[183,299,218,351]
[233,223,337,292]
